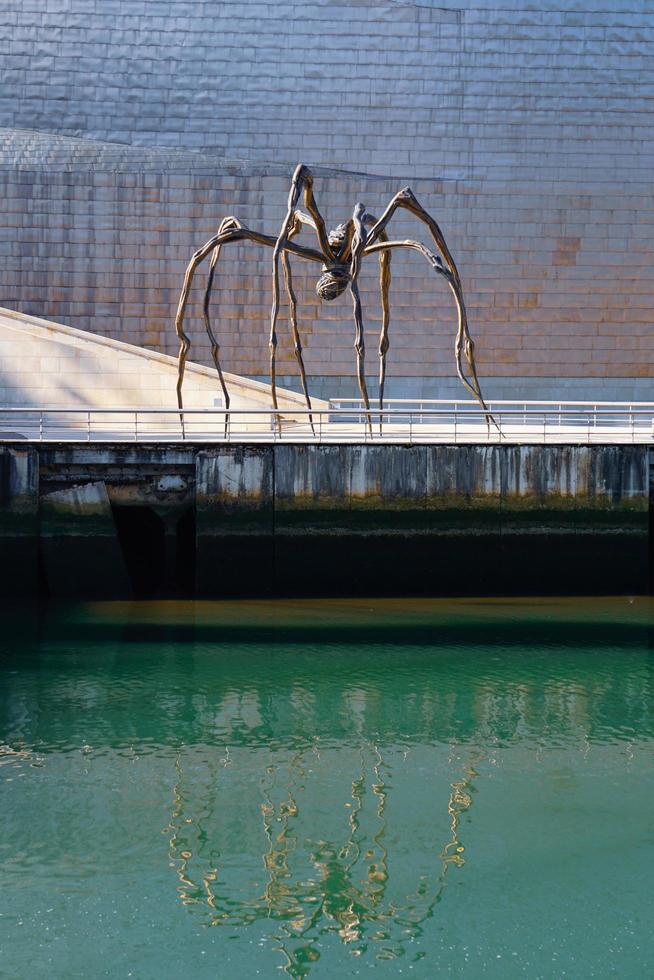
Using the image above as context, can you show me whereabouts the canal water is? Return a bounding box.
[1,598,653,978]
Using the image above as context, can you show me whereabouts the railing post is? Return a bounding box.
[134,411,138,442]
[87,411,91,442]
[39,411,43,441]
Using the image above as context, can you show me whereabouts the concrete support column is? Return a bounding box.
[0,447,39,596]
[40,481,131,598]
[196,447,274,597]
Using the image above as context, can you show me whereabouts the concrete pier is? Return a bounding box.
[40,481,131,598]
[0,446,39,595]
[0,443,649,598]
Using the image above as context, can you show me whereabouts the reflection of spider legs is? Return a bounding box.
[396,748,482,943]
[365,188,489,418]
[175,223,322,433]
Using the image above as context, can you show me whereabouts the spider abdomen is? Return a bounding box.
[316,265,350,301]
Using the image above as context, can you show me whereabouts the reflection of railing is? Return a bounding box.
[0,401,653,443]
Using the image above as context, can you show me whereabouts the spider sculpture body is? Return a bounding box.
[174,164,488,422]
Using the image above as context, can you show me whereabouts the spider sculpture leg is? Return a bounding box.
[349,203,373,434]
[377,248,392,412]
[175,224,322,429]
[203,216,239,414]
[364,188,489,416]
[269,165,334,418]
[362,214,393,420]
[364,238,498,433]
[202,215,316,435]
[281,248,315,435]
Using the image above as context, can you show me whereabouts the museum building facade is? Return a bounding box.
[0,0,652,402]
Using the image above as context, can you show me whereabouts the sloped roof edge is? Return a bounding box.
[0,306,327,409]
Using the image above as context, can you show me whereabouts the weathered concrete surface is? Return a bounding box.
[196,448,274,596]
[0,447,38,595]
[0,441,649,598]
[497,445,648,594]
[197,444,649,596]
[40,481,131,598]
[39,446,196,508]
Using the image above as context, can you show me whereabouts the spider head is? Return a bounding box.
[316,265,350,301]
[327,222,349,252]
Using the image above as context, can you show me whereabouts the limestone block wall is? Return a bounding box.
[0,307,317,412]
[2,140,653,402]
[1,0,653,400]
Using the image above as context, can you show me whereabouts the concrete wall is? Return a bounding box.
[196,443,650,596]
[1,0,653,401]
[40,481,131,597]
[1,441,648,597]
[0,306,323,414]
[0,445,38,594]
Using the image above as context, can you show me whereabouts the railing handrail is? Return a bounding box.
[330,398,654,408]
[1,405,654,417]
[1,403,652,445]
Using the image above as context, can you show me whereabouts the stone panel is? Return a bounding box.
[195,446,274,596]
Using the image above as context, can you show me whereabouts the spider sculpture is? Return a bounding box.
[174,164,489,423]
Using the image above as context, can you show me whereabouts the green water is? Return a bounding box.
[1,598,653,979]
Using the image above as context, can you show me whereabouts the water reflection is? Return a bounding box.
[161,736,482,974]
[1,598,653,978]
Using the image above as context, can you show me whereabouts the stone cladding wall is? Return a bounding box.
[0,0,652,399]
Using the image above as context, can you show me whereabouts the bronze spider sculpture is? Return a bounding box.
[174,164,488,423]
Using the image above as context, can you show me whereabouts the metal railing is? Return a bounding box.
[0,401,653,443]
